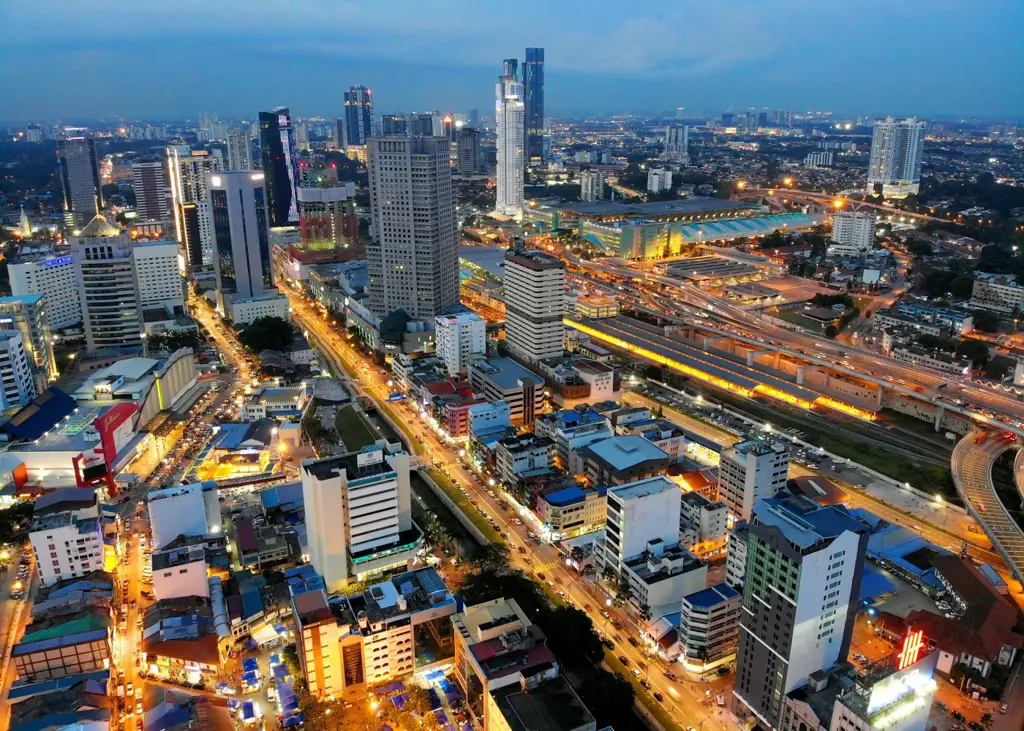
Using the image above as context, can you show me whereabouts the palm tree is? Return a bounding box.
[472,543,510,574]
[601,566,618,585]
[615,578,634,606]
[569,546,587,572]
[639,603,653,622]
[980,712,993,729]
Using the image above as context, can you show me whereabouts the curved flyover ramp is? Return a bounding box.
[952,432,1024,583]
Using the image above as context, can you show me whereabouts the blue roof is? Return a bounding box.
[214,423,251,450]
[0,294,44,305]
[857,564,897,602]
[754,494,867,549]
[260,482,304,512]
[7,669,110,700]
[683,583,740,610]
[2,387,78,441]
[543,485,604,507]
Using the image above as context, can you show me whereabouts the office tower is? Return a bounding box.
[647,167,672,193]
[495,67,525,216]
[733,493,868,729]
[829,211,876,256]
[409,114,436,137]
[503,58,518,78]
[131,157,171,222]
[207,171,273,315]
[300,447,420,591]
[523,48,545,165]
[676,107,686,119]
[0,332,37,409]
[366,136,459,320]
[382,114,408,136]
[9,250,82,330]
[435,312,486,376]
[664,125,688,159]
[73,233,141,351]
[757,111,769,128]
[456,127,481,175]
[298,182,358,251]
[227,128,253,171]
[579,170,604,202]
[343,85,374,148]
[440,115,455,141]
[259,107,300,226]
[295,123,311,152]
[167,147,221,268]
[718,439,788,522]
[0,295,58,390]
[867,117,926,198]
[469,108,480,128]
[721,112,735,127]
[133,240,185,313]
[58,135,103,229]
[29,490,104,587]
[503,248,564,363]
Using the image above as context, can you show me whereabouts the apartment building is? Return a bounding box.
[28,489,107,587]
[468,359,545,426]
[718,439,789,523]
[678,583,742,676]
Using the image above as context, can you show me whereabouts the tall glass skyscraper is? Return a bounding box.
[523,48,545,165]
[495,67,525,216]
[58,135,103,229]
[258,108,299,226]
[343,85,374,147]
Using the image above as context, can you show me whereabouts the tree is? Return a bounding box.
[971,309,1000,333]
[470,543,510,574]
[638,603,653,622]
[824,324,839,338]
[282,643,301,679]
[907,240,933,258]
[601,566,618,585]
[237,316,296,353]
[956,338,990,368]
[569,546,587,572]
[614,578,633,606]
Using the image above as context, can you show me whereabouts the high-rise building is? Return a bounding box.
[721,113,736,127]
[207,171,275,317]
[167,147,221,269]
[0,331,37,409]
[9,250,82,330]
[866,117,926,198]
[435,312,486,376]
[468,109,480,128]
[579,170,604,202]
[366,136,459,320]
[0,295,57,391]
[131,157,171,222]
[718,439,789,523]
[297,182,358,251]
[58,135,103,229]
[300,446,421,591]
[829,211,876,256]
[295,123,311,152]
[647,167,672,194]
[29,489,105,586]
[504,248,564,363]
[226,128,253,171]
[494,67,525,216]
[259,108,299,226]
[343,85,374,148]
[523,47,545,165]
[456,127,481,175]
[664,125,689,160]
[382,114,408,136]
[733,493,868,729]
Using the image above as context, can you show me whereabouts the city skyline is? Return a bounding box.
[2,0,1022,121]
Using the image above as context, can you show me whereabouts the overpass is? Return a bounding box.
[743,187,946,223]
[951,433,1024,583]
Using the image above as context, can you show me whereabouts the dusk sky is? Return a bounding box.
[3,0,1022,122]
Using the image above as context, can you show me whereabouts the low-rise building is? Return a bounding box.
[677,583,741,676]
[970,273,1024,312]
[573,294,618,319]
[534,408,613,474]
[579,435,670,486]
[680,492,728,557]
[13,610,112,681]
[891,346,971,375]
[495,434,554,487]
[29,489,109,587]
[468,359,546,426]
[533,485,607,540]
[241,383,311,421]
[141,596,230,684]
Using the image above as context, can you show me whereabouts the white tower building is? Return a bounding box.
[579,171,605,202]
[167,147,221,268]
[435,312,486,376]
[226,128,253,171]
[0,331,37,409]
[503,248,565,363]
[829,211,876,256]
[866,117,926,198]
[495,70,525,216]
[718,439,789,523]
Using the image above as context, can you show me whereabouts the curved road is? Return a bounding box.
[951,433,1024,583]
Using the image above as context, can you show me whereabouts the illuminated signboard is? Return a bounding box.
[896,629,924,671]
[45,255,73,268]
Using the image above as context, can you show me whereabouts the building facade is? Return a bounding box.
[344,86,375,148]
[866,117,926,198]
[226,128,253,171]
[435,311,487,376]
[0,331,37,409]
[579,171,604,202]
[504,249,565,363]
[718,439,789,523]
[366,136,459,320]
[132,157,172,222]
[523,48,545,166]
[58,135,103,228]
[678,583,741,676]
[456,127,481,175]
[495,68,525,216]
[29,490,106,586]
[0,294,58,390]
[8,250,82,330]
[259,108,299,226]
[167,147,222,268]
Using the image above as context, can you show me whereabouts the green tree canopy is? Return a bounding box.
[237,316,296,353]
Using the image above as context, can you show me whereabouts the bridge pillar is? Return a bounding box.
[876,385,885,408]
[746,349,771,367]
[796,366,806,385]
[703,336,730,353]
[934,405,945,432]
[774,351,781,369]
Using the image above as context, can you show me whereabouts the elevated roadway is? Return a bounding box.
[951,433,1024,583]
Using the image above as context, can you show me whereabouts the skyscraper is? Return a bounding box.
[226,128,253,171]
[343,85,374,148]
[456,127,481,175]
[0,332,37,410]
[259,108,299,226]
[382,114,408,136]
[733,493,867,729]
[663,125,689,160]
[495,66,525,216]
[579,170,604,202]
[523,48,545,165]
[167,147,221,269]
[131,157,171,222]
[366,137,459,320]
[207,171,273,316]
[503,248,564,363]
[58,135,103,229]
[867,117,926,198]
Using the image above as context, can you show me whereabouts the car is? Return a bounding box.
[716,666,730,676]
[640,679,651,690]
[653,692,664,703]
[618,656,629,666]
[630,668,641,678]
[663,671,677,681]
[628,637,639,647]
[536,573,545,581]
[1000,704,1008,715]
[602,638,614,650]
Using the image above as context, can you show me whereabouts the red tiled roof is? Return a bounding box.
[147,635,221,666]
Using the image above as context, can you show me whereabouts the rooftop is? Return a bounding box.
[608,475,678,503]
[582,435,669,472]
[553,197,754,218]
[753,493,867,551]
[492,676,596,731]
[682,582,740,611]
[470,358,545,391]
[301,446,397,483]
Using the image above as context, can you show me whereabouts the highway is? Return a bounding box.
[951,433,1024,582]
[280,285,738,731]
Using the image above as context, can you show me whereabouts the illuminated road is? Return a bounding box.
[951,433,1024,583]
[745,188,945,224]
[280,286,737,731]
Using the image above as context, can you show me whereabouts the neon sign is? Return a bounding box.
[45,255,72,267]
[896,629,924,671]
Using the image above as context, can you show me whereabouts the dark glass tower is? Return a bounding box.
[523,48,545,165]
[344,85,374,147]
[258,108,298,226]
